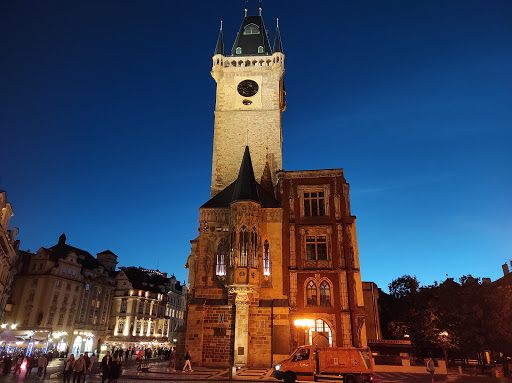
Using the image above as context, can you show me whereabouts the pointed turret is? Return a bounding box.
[273,18,283,53]
[214,20,225,56]
[232,146,259,203]
[260,160,274,195]
[231,9,272,56]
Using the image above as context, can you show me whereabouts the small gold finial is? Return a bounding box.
[277,18,279,27]
[220,20,223,30]
[245,8,248,16]
[259,7,262,16]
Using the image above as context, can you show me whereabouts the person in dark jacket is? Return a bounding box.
[100,351,112,383]
[108,356,122,383]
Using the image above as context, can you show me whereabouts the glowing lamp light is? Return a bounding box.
[1,324,7,329]
[294,319,315,329]
[21,361,27,371]
[11,324,17,329]
[440,331,449,337]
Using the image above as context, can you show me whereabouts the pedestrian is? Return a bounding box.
[426,357,435,383]
[3,355,12,375]
[100,351,112,383]
[182,350,193,372]
[63,354,75,383]
[166,349,176,372]
[108,356,122,383]
[26,355,35,377]
[135,351,143,376]
[89,353,95,373]
[72,354,86,383]
[83,352,90,382]
[13,354,23,375]
[37,354,48,377]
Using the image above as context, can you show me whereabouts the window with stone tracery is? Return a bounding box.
[230,230,236,267]
[250,228,258,268]
[320,281,331,306]
[239,228,248,267]
[263,240,270,276]
[306,281,317,306]
[216,240,226,276]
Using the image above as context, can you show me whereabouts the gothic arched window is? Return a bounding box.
[239,228,248,267]
[306,281,317,306]
[250,228,258,268]
[320,281,331,306]
[216,240,226,276]
[263,240,270,276]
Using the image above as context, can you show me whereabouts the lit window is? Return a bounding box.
[56,280,61,287]
[72,269,76,276]
[263,240,270,276]
[85,284,90,291]
[216,240,226,276]
[236,47,242,54]
[62,267,66,274]
[306,236,327,261]
[243,23,260,35]
[239,228,248,267]
[258,46,264,53]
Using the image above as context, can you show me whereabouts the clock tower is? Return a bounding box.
[210,10,285,197]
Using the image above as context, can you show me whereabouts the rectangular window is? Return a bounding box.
[72,269,76,276]
[62,267,66,274]
[304,192,325,217]
[32,278,38,286]
[47,312,54,325]
[58,313,64,325]
[306,236,327,261]
[53,294,58,303]
[56,280,61,287]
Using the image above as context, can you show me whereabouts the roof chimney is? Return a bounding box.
[59,233,66,245]
[503,263,510,276]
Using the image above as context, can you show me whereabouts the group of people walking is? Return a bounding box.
[63,351,121,383]
[1,353,48,376]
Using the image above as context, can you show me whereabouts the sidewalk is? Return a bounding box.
[117,358,274,381]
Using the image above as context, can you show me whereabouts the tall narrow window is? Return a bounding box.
[230,230,236,267]
[263,240,270,276]
[239,229,248,267]
[306,281,317,306]
[216,240,226,276]
[320,281,331,306]
[250,228,258,268]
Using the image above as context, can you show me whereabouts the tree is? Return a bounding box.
[388,275,419,299]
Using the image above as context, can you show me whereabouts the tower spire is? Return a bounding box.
[214,20,224,55]
[273,18,283,53]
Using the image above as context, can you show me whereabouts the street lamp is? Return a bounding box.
[294,319,315,346]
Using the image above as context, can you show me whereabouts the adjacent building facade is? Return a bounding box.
[0,191,20,323]
[185,11,371,368]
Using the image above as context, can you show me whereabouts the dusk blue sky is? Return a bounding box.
[1,0,511,291]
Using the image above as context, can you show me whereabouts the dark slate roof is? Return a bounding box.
[273,21,283,53]
[97,249,117,256]
[119,266,170,293]
[201,146,280,208]
[49,242,106,272]
[231,15,272,56]
[214,22,224,55]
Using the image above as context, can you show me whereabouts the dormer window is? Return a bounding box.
[236,47,242,55]
[243,23,260,35]
[258,46,264,54]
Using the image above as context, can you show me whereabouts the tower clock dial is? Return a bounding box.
[237,80,259,97]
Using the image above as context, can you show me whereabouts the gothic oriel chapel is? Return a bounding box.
[185,10,368,368]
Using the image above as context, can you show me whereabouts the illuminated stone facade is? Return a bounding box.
[107,267,186,347]
[185,12,368,368]
[6,234,115,353]
[0,191,19,323]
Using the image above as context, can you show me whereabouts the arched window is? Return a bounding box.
[243,23,260,35]
[216,240,226,276]
[250,228,258,268]
[258,46,264,53]
[306,281,317,306]
[263,240,270,276]
[236,47,242,54]
[320,281,331,306]
[308,319,333,347]
[239,228,248,267]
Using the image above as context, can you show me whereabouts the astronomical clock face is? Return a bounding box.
[237,79,259,97]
